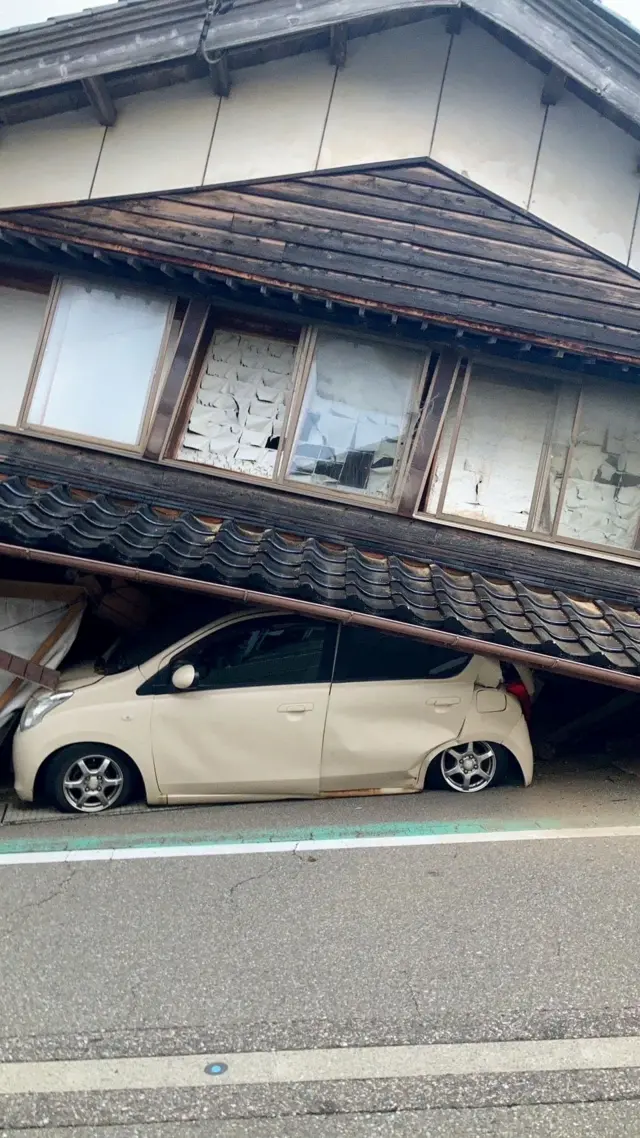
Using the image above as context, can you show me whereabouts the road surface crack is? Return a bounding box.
[0,864,79,942]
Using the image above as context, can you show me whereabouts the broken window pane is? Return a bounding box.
[287,333,422,500]
[435,364,556,530]
[423,365,467,515]
[179,329,298,478]
[557,380,640,550]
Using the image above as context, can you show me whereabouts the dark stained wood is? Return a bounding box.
[541,64,566,106]
[4,158,640,358]
[164,306,219,459]
[398,350,461,517]
[144,299,211,461]
[81,75,117,126]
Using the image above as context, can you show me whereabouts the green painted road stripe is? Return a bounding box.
[0,816,565,856]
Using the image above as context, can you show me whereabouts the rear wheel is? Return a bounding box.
[44,744,134,814]
[428,742,508,793]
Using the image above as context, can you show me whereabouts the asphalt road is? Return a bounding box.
[2,761,640,1135]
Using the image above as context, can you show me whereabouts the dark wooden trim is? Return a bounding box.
[0,649,59,690]
[329,23,348,66]
[397,349,461,517]
[541,65,566,106]
[208,53,231,97]
[163,305,219,460]
[81,76,117,126]
[144,300,211,461]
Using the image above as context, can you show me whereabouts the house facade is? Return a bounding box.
[1,0,640,692]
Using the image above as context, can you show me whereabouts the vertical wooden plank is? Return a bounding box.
[144,300,211,461]
[0,110,105,209]
[431,21,546,209]
[318,19,450,170]
[531,92,640,263]
[91,82,219,200]
[205,52,335,185]
[397,350,462,517]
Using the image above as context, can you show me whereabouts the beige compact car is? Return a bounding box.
[13,609,535,814]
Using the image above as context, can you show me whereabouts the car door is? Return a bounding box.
[148,614,336,799]
[320,625,478,792]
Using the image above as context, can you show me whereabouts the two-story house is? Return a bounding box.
[2,0,640,698]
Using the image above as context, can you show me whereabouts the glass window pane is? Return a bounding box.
[287,333,422,500]
[187,617,331,689]
[437,364,555,530]
[28,280,170,444]
[557,380,640,550]
[179,330,298,478]
[0,285,49,427]
[334,625,470,683]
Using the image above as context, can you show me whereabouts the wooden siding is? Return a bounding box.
[1,15,640,268]
[3,160,640,358]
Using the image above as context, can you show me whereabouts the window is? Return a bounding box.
[426,364,561,530]
[333,625,470,683]
[555,381,640,550]
[178,616,335,690]
[174,324,428,503]
[179,329,298,478]
[27,280,171,446]
[0,283,49,427]
[423,358,640,556]
[287,332,423,500]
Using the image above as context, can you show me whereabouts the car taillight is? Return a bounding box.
[506,681,532,721]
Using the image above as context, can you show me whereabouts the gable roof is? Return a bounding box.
[3,158,640,362]
[0,0,639,136]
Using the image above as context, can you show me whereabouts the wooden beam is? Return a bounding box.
[0,650,59,691]
[397,350,462,518]
[144,300,212,462]
[541,64,566,106]
[208,52,231,97]
[81,75,117,127]
[329,23,348,67]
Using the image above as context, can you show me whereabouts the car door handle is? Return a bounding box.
[427,697,461,708]
[278,703,314,713]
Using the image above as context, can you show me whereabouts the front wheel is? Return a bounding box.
[43,745,134,814]
[428,741,508,793]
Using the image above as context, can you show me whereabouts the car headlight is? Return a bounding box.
[20,690,74,732]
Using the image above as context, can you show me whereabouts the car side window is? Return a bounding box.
[173,616,335,691]
[333,625,470,683]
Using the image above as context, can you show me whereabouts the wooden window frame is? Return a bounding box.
[14,276,176,455]
[416,354,640,560]
[166,315,433,511]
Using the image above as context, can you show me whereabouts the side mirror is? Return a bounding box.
[171,663,197,691]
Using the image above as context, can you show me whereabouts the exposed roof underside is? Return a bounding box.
[3,159,640,366]
[3,471,640,687]
[0,0,638,135]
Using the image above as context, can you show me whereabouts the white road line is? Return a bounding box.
[3,1036,640,1094]
[3,823,640,866]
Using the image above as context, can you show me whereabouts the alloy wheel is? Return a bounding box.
[62,754,125,813]
[439,742,497,793]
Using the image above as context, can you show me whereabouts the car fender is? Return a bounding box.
[416,693,534,788]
